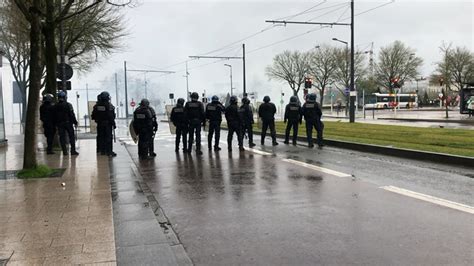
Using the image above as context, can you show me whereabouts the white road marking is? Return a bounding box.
[282,159,351,178]
[244,147,273,156]
[381,185,474,215]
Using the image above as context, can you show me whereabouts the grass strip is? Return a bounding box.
[17,165,56,179]
[270,121,474,157]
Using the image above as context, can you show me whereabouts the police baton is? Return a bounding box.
[113,128,116,143]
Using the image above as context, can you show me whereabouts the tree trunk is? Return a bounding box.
[319,86,325,106]
[44,0,57,95]
[23,0,42,169]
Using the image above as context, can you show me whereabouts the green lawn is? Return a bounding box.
[271,121,474,157]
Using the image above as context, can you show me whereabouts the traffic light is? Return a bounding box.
[304,78,312,89]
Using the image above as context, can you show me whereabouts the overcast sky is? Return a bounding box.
[1,0,473,122]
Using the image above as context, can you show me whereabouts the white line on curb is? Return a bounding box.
[282,159,351,178]
[380,185,474,215]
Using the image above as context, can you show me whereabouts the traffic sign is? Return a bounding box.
[56,63,73,81]
[130,100,136,107]
[57,81,71,90]
[344,87,350,95]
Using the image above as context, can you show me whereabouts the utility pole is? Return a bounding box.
[185,61,190,101]
[243,43,247,96]
[58,0,66,92]
[265,0,356,122]
[114,73,119,117]
[224,64,233,95]
[124,61,129,122]
[86,83,89,115]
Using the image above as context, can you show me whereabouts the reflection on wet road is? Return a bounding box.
[120,125,473,265]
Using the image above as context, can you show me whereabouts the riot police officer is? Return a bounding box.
[149,106,158,157]
[239,97,256,147]
[184,92,205,155]
[302,93,324,148]
[284,96,302,145]
[55,90,79,155]
[205,95,225,151]
[225,96,244,152]
[91,91,117,157]
[133,99,154,159]
[39,93,56,154]
[170,98,188,152]
[258,96,278,146]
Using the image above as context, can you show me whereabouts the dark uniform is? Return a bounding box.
[302,94,324,148]
[133,99,154,159]
[39,94,56,154]
[205,96,225,151]
[149,107,158,157]
[185,92,205,155]
[284,96,302,145]
[258,96,278,146]
[170,98,188,152]
[239,97,256,147]
[91,92,116,157]
[225,96,244,151]
[55,91,79,155]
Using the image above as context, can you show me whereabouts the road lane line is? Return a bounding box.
[282,159,351,178]
[243,147,273,156]
[381,186,474,214]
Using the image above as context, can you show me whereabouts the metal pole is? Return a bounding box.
[144,72,147,99]
[124,61,129,122]
[86,83,89,131]
[363,89,365,119]
[76,91,80,124]
[230,66,233,96]
[59,1,66,91]
[114,73,119,116]
[349,0,355,123]
[185,61,190,101]
[242,43,246,96]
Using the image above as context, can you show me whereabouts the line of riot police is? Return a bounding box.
[167,91,324,156]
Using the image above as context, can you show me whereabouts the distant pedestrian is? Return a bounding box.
[258,96,278,146]
[302,93,324,148]
[467,96,474,117]
[225,96,244,152]
[149,106,158,157]
[39,93,56,154]
[133,99,154,160]
[91,91,117,157]
[55,90,79,155]
[205,95,225,151]
[185,92,205,155]
[239,97,256,147]
[284,96,302,145]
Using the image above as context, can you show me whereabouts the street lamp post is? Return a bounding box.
[332,37,349,116]
[224,64,233,96]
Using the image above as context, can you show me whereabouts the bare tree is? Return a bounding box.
[8,0,130,170]
[374,40,423,93]
[332,47,367,96]
[435,44,474,92]
[265,50,310,101]
[307,45,337,106]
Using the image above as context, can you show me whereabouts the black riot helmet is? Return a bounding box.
[177,98,185,106]
[191,92,199,101]
[42,93,54,103]
[242,97,250,104]
[57,90,67,101]
[290,96,298,103]
[263,96,270,103]
[308,93,317,103]
[140,98,150,107]
[99,91,110,102]
[211,95,219,102]
[229,95,237,104]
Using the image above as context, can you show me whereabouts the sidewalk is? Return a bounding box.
[0,137,116,265]
[0,133,189,265]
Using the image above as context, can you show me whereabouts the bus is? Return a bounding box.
[366,93,418,109]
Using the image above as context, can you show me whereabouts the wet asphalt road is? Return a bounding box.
[121,123,473,265]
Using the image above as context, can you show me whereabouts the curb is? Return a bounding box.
[250,129,474,168]
[377,117,474,124]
